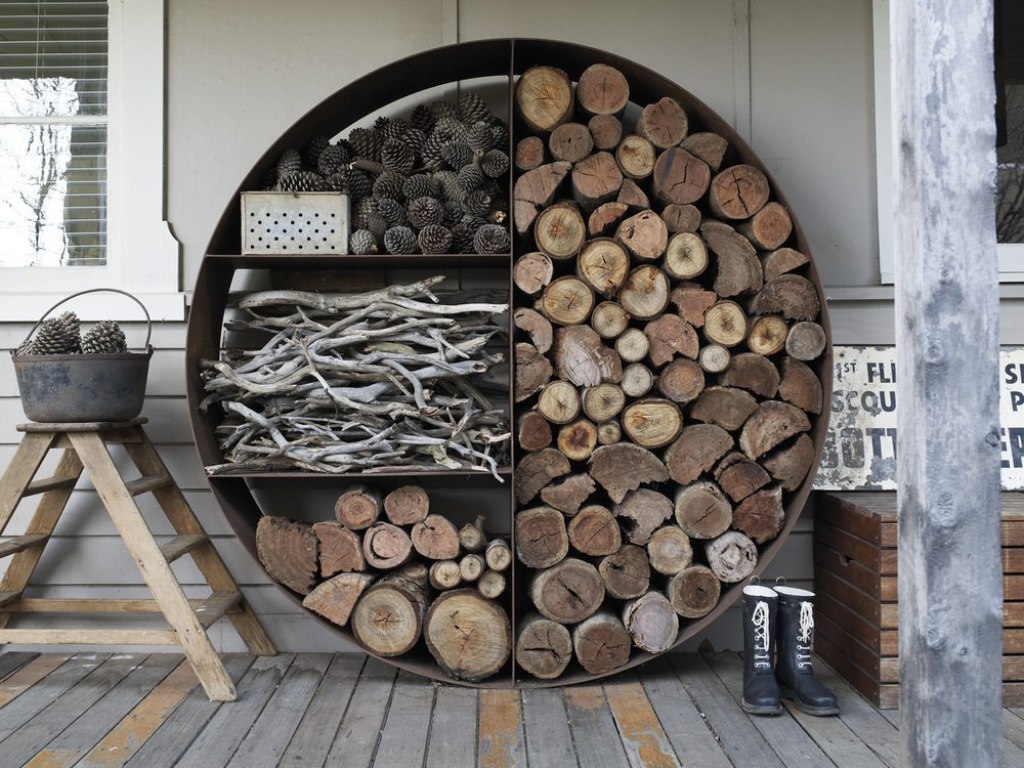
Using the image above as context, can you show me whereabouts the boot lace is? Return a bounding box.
[752,600,771,669]
[797,600,814,668]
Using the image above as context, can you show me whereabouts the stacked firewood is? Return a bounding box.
[511,63,826,678]
[255,483,513,682]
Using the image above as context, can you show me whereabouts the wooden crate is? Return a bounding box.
[813,491,1024,709]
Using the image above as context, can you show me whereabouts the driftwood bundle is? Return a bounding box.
[200,276,511,476]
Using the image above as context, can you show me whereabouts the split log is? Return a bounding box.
[256,516,318,595]
[657,358,705,404]
[534,202,586,261]
[599,544,651,600]
[587,201,630,236]
[485,538,513,572]
[514,161,572,237]
[515,135,546,171]
[708,164,770,220]
[591,300,630,339]
[530,557,606,624]
[549,122,594,163]
[749,274,821,321]
[785,321,827,361]
[582,383,626,423]
[302,572,375,627]
[412,514,461,561]
[663,231,709,280]
[588,113,623,150]
[589,443,669,503]
[576,63,630,116]
[667,565,721,618]
[478,569,507,599]
[351,568,429,657]
[680,132,728,171]
[362,522,413,570]
[705,531,758,583]
[518,409,553,451]
[674,481,733,539]
[514,308,553,354]
[424,589,511,682]
[458,516,488,553]
[616,210,668,261]
[618,265,670,320]
[747,314,790,356]
[516,65,573,133]
[567,504,622,556]
[515,506,570,569]
[557,419,598,461]
[689,386,758,432]
[573,611,632,675]
[701,220,763,297]
[537,380,582,424]
[703,300,748,348]
[763,247,810,280]
[334,484,383,531]
[383,485,430,527]
[514,342,552,403]
[621,363,655,398]
[459,553,485,582]
[622,398,683,449]
[313,521,364,577]
[670,284,717,327]
[645,315,698,365]
[715,451,772,502]
[429,560,463,590]
[577,238,630,296]
[664,424,734,485]
[615,487,674,545]
[617,178,650,208]
[515,613,573,680]
[652,148,710,206]
[737,201,792,250]
[572,151,623,211]
[762,433,815,490]
[538,275,595,326]
[721,353,781,398]
[637,97,688,148]
[623,592,679,653]
[739,400,811,459]
[615,328,650,364]
[513,251,554,295]
[646,524,693,576]
[555,324,621,387]
[661,203,702,233]
[540,473,596,516]
[616,135,657,180]
[699,344,731,374]
[778,357,823,414]
[733,486,785,544]
[598,420,622,445]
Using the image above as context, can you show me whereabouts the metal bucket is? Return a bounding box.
[11,289,153,423]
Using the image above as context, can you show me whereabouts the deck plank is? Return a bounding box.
[0,653,71,708]
[323,656,397,768]
[425,685,478,768]
[479,688,527,767]
[278,653,365,768]
[374,670,436,768]
[521,688,579,768]
[638,657,732,768]
[604,677,681,768]
[563,684,631,768]
[0,651,39,682]
[814,661,899,767]
[781,695,888,768]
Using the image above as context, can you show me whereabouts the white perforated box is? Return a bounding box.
[241,191,350,254]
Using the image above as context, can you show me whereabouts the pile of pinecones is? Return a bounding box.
[16,312,128,355]
[264,90,511,256]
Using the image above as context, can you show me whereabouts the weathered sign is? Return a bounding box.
[813,345,1024,490]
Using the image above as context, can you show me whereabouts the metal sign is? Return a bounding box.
[813,345,1024,491]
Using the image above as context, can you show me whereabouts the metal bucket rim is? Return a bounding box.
[10,345,155,361]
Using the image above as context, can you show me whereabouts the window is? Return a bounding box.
[874,0,1024,282]
[0,0,182,321]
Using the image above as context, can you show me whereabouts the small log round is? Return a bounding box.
[537,380,582,425]
[763,247,810,280]
[623,592,679,653]
[558,419,599,462]
[302,572,375,628]
[478,569,507,599]
[485,538,513,572]
[539,276,595,326]
[529,557,606,624]
[597,420,622,445]
[738,201,793,250]
[588,113,623,150]
[708,164,770,220]
[617,178,650,208]
[577,63,630,116]
[424,589,511,682]
[351,571,429,657]
[681,131,729,171]
[652,148,710,206]
[762,433,816,491]
[778,357,824,414]
[518,408,554,452]
[549,121,594,163]
[459,553,485,582]
[785,321,827,361]
[616,210,668,261]
[577,238,630,295]
[621,363,655,398]
[429,560,463,591]
[312,521,364,578]
[750,274,821,321]
[591,300,630,338]
[362,522,413,570]
[657,358,705,404]
[747,314,790,357]
[715,451,772,503]
[622,398,683,449]
[598,544,652,600]
[515,506,570,569]
[668,565,722,618]
[540,473,597,517]
[614,487,674,546]
[334,484,383,531]
[615,134,657,180]
[514,307,554,355]
[646,525,693,576]
[663,231,709,280]
[514,342,552,404]
[645,314,699,365]
[618,265,670,320]
[721,353,781,399]
[582,383,626,423]
[698,344,732,373]
[671,284,717,327]
[458,516,488,553]
[573,610,632,675]
[516,448,571,504]
[661,203,702,233]
[515,135,546,171]
[589,443,669,504]
[732,485,785,544]
[572,151,623,211]
[567,504,622,557]
[664,423,734,485]
[689,386,759,432]
[615,327,651,363]
[739,400,811,459]
[705,530,759,584]
[516,65,573,133]
[383,485,430,526]
[674,481,733,539]
[704,301,748,348]
[535,203,587,261]
[637,96,688,148]
[515,613,573,680]
[412,514,460,561]
[588,201,631,237]
[514,251,554,296]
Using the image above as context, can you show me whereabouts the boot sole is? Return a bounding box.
[780,690,839,716]
[741,699,783,716]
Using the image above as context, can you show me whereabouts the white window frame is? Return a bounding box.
[874,0,1024,283]
[0,0,183,321]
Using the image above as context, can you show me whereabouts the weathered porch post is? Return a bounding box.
[892,0,1003,764]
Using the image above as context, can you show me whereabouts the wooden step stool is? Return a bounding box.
[0,418,275,701]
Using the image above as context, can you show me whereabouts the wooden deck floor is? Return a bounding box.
[1,651,1022,768]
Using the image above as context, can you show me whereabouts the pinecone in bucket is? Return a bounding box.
[24,311,82,355]
[81,321,128,354]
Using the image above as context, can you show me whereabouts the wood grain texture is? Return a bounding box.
[478,689,526,768]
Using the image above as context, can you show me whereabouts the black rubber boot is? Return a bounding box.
[741,582,782,716]
[774,583,839,716]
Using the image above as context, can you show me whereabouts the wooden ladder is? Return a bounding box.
[0,417,275,701]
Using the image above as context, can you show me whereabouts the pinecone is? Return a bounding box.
[381,138,415,174]
[349,229,379,255]
[459,91,491,124]
[429,99,461,122]
[433,117,468,142]
[81,320,128,354]
[450,222,476,254]
[417,224,453,255]
[462,189,492,218]
[459,213,488,235]
[15,338,37,355]
[480,149,510,178]
[364,212,389,239]
[434,170,463,203]
[457,163,485,194]
[340,168,373,198]
[403,128,426,159]
[276,171,328,192]
[473,223,510,255]
[376,197,407,227]
[443,200,463,227]
[276,148,302,180]
[383,225,418,254]
[317,144,351,176]
[467,121,496,154]
[302,134,330,170]
[419,132,447,170]
[440,141,473,171]
[407,196,444,230]
[490,122,510,151]
[402,173,439,200]
[348,127,382,162]
[353,196,378,229]
[410,104,436,133]
[31,311,81,354]
[373,171,406,201]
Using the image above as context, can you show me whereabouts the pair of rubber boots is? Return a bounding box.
[741,577,838,716]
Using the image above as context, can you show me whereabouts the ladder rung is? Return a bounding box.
[0,534,49,558]
[160,533,208,563]
[0,590,21,607]
[193,592,242,629]
[23,476,79,496]
[124,474,172,497]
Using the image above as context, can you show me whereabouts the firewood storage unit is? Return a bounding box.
[185,38,832,688]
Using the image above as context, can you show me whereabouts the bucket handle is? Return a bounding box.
[21,288,153,351]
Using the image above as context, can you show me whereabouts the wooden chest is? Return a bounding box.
[813,491,1024,709]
